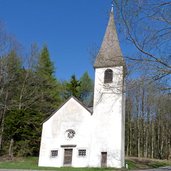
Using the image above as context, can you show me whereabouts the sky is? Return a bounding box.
[0,0,123,81]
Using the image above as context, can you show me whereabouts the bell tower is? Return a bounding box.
[91,5,125,168]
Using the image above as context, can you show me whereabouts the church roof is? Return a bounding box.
[94,8,125,68]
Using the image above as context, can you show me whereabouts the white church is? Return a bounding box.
[38,6,126,168]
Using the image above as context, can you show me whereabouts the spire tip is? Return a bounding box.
[111,1,114,13]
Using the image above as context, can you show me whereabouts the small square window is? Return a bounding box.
[51,150,58,157]
[78,149,86,156]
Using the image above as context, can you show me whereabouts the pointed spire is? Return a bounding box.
[94,5,125,68]
[111,1,114,13]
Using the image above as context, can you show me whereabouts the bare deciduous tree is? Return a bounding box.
[113,0,171,90]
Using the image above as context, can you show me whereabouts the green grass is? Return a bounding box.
[0,157,51,170]
[0,157,120,171]
[0,157,170,170]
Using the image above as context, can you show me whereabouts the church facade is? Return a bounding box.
[38,7,125,168]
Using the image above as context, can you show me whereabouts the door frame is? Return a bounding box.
[63,148,73,166]
[101,152,107,167]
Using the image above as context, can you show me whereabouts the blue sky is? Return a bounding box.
[0,0,125,80]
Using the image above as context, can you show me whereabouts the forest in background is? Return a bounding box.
[0,28,94,157]
[0,0,171,160]
[114,0,171,160]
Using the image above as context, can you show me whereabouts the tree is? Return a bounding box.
[36,45,61,117]
[0,24,63,157]
[78,72,94,106]
[0,44,62,157]
[125,77,171,159]
[62,73,93,106]
[4,109,41,156]
[0,21,20,57]
[37,45,54,78]
[113,0,171,90]
[0,50,22,151]
[64,75,81,99]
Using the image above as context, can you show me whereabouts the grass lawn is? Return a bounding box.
[0,157,170,170]
[0,157,121,171]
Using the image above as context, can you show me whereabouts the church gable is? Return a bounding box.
[43,96,92,126]
[41,96,92,147]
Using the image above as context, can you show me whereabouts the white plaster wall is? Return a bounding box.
[91,66,125,168]
[38,97,92,167]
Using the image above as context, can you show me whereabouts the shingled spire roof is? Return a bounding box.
[94,7,125,68]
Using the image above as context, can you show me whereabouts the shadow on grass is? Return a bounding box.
[126,157,171,170]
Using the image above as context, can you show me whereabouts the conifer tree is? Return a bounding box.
[64,75,81,99]
[36,45,61,117]
[37,45,54,79]
[79,72,94,106]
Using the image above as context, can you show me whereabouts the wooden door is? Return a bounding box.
[63,149,73,166]
[101,152,107,167]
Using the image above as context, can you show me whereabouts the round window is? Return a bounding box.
[66,129,75,139]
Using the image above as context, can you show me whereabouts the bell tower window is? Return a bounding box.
[104,69,113,83]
